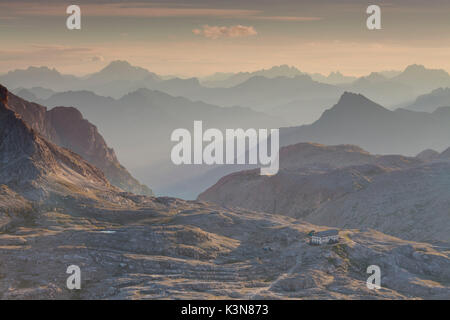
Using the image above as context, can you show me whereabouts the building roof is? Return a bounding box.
[313,229,339,237]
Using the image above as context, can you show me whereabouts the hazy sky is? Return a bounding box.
[1,0,450,76]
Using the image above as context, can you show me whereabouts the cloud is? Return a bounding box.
[252,16,322,22]
[30,44,92,54]
[0,1,324,23]
[193,25,257,40]
[0,45,101,74]
[91,55,105,62]
[0,2,261,18]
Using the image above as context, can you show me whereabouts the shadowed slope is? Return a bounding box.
[3,85,152,196]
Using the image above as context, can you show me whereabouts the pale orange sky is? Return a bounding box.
[1,0,450,76]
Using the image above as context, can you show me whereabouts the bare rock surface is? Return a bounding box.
[0,199,449,300]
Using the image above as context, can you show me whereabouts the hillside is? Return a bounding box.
[199,142,450,243]
[1,197,449,299]
[3,85,152,196]
[0,86,113,202]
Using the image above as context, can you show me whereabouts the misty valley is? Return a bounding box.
[170,121,279,175]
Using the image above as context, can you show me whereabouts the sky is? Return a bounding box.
[1,0,450,77]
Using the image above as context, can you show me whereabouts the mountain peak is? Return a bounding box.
[400,64,449,77]
[269,64,299,72]
[404,64,426,72]
[337,92,370,104]
[99,60,139,74]
[364,72,387,82]
[101,60,148,74]
[329,71,343,77]
[104,60,133,69]
[327,92,389,115]
[90,60,159,83]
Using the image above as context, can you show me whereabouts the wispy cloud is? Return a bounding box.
[193,25,257,40]
[0,1,322,22]
[0,45,99,73]
[252,16,322,22]
[30,44,92,53]
[0,2,261,18]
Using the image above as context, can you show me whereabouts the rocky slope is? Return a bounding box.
[2,85,152,196]
[198,143,450,243]
[308,161,450,243]
[0,86,115,202]
[0,198,449,300]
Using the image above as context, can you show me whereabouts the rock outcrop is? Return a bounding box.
[2,85,152,195]
[0,89,113,202]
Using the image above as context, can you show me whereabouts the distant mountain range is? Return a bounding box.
[0,67,78,92]
[5,61,450,126]
[14,83,450,198]
[346,72,414,106]
[27,87,285,198]
[200,65,306,88]
[281,92,450,156]
[188,64,450,114]
[188,74,343,113]
[201,67,397,88]
[309,71,357,85]
[11,87,56,101]
[392,64,450,92]
[404,87,450,112]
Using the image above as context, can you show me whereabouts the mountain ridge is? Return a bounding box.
[280,92,450,156]
[198,141,450,243]
[0,86,113,201]
[2,85,153,196]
